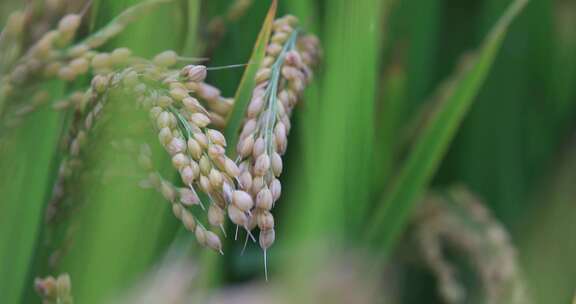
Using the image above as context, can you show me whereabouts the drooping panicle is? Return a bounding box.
[234,14,321,274]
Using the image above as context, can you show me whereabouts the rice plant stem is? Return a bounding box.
[263,30,299,156]
[168,105,193,140]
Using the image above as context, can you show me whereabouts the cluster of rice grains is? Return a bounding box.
[137,63,239,255]
[140,15,320,277]
[48,53,238,252]
[1,0,320,280]
[234,15,320,277]
[0,0,174,130]
[35,273,73,304]
[412,187,530,304]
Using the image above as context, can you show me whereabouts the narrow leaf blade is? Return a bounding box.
[366,0,528,252]
[224,0,277,154]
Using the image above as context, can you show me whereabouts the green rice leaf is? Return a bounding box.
[0,81,65,304]
[223,0,277,154]
[365,0,529,252]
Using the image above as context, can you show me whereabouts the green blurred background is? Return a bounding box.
[0,0,575,303]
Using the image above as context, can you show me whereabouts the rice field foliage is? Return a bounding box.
[1,0,575,303]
